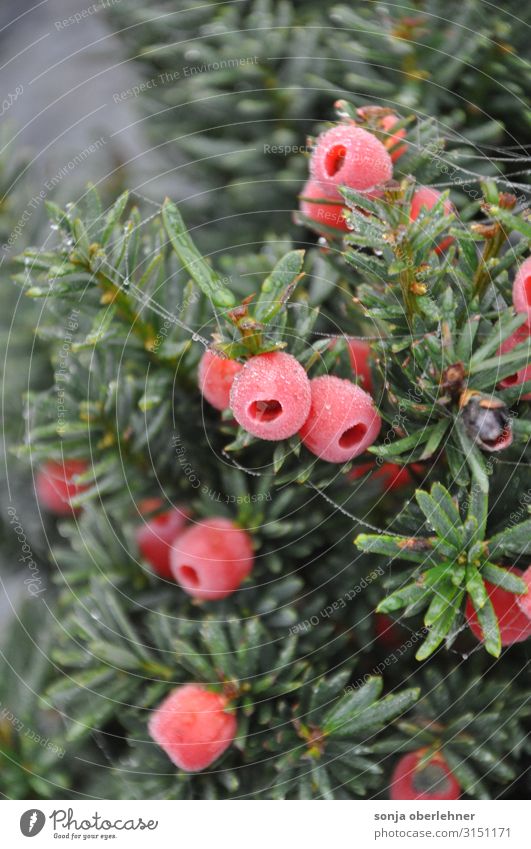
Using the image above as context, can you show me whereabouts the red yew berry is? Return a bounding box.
[299,179,349,233]
[299,375,381,463]
[349,460,416,492]
[465,567,531,645]
[310,125,393,193]
[230,351,311,441]
[198,350,243,411]
[376,463,413,491]
[390,751,461,800]
[347,338,373,392]
[170,517,254,600]
[381,114,407,161]
[35,460,88,515]
[516,566,531,619]
[148,684,237,772]
[512,256,531,325]
[496,325,531,400]
[136,498,190,579]
[410,186,454,253]
[374,613,407,648]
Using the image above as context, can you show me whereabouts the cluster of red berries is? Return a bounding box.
[497,256,531,399]
[199,347,382,463]
[35,470,254,601]
[137,503,254,601]
[35,456,239,770]
[297,117,454,252]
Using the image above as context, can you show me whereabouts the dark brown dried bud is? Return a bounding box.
[440,362,466,400]
[471,223,498,239]
[459,390,512,452]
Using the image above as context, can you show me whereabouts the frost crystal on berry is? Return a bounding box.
[299,375,381,463]
[230,351,311,440]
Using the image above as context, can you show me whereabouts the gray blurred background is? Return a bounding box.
[1,0,173,639]
[0,0,187,202]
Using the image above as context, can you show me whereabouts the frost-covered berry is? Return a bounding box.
[465,567,531,645]
[512,256,531,324]
[148,684,237,772]
[230,351,311,441]
[170,517,254,600]
[310,125,393,193]
[496,325,531,400]
[390,751,461,801]
[381,114,407,161]
[136,499,190,579]
[516,566,531,619]
[35,460,88,515]
[347,338,373,392]
[299,179,349,233]
[299,375,381,463]
[410,186,454,253]
[198,350,243,411]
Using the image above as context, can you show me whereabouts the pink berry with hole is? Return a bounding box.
[299,375,381,463]
[310,125,393,192]
[381,114,407,161]
[516,566,531,619]
[136,498,190,579]
[230,351,311,441]
[170,517,254,600]
[348,338,374,392]
[149,684,237,772]
[512,256,531,325]
[35,460,88,515]
[496,325,531,400]
[198,350,243,411]
[299,179,349,233]
[410,186,454,253]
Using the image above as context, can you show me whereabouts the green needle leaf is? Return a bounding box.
[162,198,236,309]
[255,250,305,323]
